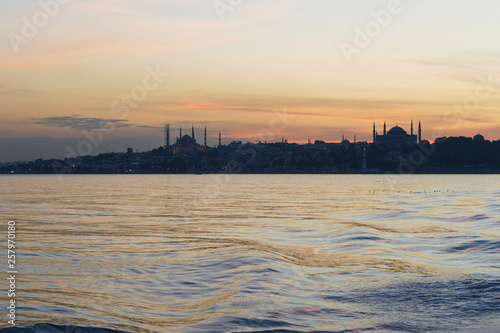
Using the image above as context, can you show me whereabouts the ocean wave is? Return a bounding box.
[0,324,132,333]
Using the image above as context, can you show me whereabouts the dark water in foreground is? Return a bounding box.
[1,175,499,332]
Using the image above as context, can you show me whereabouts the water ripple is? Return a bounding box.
[1,175,499,332]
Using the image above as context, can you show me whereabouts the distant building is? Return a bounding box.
[172,125,220,154]
[174,134,198,154]
[474,133,485,141]
[373,120,421,147]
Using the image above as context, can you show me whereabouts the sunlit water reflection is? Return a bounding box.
[1,175,499,332]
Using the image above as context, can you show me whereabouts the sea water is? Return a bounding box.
[0,175,499,332]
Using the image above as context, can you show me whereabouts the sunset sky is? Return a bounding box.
[2,0,500,162]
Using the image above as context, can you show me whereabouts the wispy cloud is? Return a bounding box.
[145,96,451,117]
[0,86,43,97]
[32,116,132,131]
[404,53,500,83]
[136,125,163,131]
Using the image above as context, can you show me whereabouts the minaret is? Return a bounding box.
[342,134,345,142]
[165,124,170,148]
[373,123,376,143]
[411,119,414,136]
[418,121,422,143]
[192,125,195,141]
[354,134,356,143]
[383,122,387,136]
[204,126,207,147]
[218,130,221,147]
[179,126,182,139]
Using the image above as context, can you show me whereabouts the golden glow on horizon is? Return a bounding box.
[2,0,500,161]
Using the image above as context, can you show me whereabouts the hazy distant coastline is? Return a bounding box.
[2,135,500,175]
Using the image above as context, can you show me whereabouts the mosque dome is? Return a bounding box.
[387,126,407,135]
[474,133,485,141]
